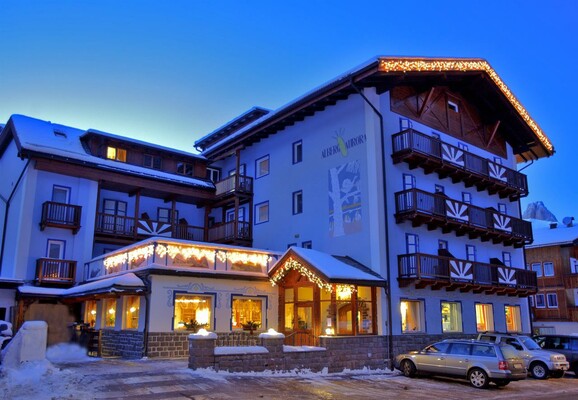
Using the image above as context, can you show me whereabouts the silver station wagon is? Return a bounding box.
[394,339,527,389]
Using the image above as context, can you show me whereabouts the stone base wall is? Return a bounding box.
[189,335,388,373]
[100,330,144,359]
[146,331,260,358]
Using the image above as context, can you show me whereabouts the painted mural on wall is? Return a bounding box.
[328,160,362,237]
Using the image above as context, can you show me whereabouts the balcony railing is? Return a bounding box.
[40,201,82,234]
[208,220,251,243]
[214,174,253,197]
[36,258,76,286]
[395,188,532,247]
[398,253,537,296]
[391,129,528,200]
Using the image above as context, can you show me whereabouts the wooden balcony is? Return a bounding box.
[36,258,76,286]
[40,201,82,234]
[391,129,528,200]
[214,174,253,199]
[563,274,578,289]
[395,188,532,247]
[568,306,578,323]
[208,220,251,245]
[398,253,537,296]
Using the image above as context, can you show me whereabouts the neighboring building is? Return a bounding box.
[526,218,578,334]
[0,56,555,364]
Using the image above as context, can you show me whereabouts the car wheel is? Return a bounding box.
[550,370,565,379]
[494,380,510,387]
[400,359,417,378]
[468,368,489,389]
[530,362,549,379]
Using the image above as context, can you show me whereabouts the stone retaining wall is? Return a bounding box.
[146,331,260,358]
[100,330,144,359]
[189,335,388,373]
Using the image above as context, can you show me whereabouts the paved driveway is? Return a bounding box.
[4,358,578,400]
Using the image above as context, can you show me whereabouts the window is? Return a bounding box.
[535,294,545,308]
[529,295,535,308]
[435,184,444,194]
[292,190,303,215]
[447,100,459,113]
[0,308,6,321]
[399,118,412,130]
[206,167,221,182]
[124,296,140,330]
[547,293,558,308]
[466,245,476,261]
[255,201,269,224]
[543,262,554,277]
[226,208,245,223]
[106,146,126,162]
[52,186,70,204]
[498,203,507,215]
[571,257,578,274]
[143,154,161,169]
[400,299,425,333]
[403,174,416,190]
[173,293,213,331]
[287,243,297,249]
[228,163,246,177]
[292,140,303,164]
[438,240,448,250]
[157,208,178,223]
[475,303,494,332]
[177,162,194,176]
[231,296,264,330]
[357,286,375,334]
[503,252,512,267]
[256,155,270,178]
[505,305,522,332]
[47,239,65,259]
[441,301,462,333]
[102,199,127,233]
[532,262,543,277]
[84,300,97,328]
[406,234,419,254]
[462,192,471,205]
[103,298,117,328]
[458,142,469,151]
[302,241,312,249]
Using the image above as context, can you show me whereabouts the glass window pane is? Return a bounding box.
[401,300,424,333]
[104,298,117,328]
[297,286,314,301]
[505,305,522,332]
[336,302,352,334]
[285,288,294,303]
[232,297,263,330]
[320,300,334,335]
[284,303,294,330]
[84,300,97,327]
[124,296,140,330]
[442,301,462,333]
[173,294,212,331]
[475,303,494,332]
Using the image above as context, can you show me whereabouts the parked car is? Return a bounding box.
[477,332,569,379]
[394,339,527,389]
[533,334,578,376]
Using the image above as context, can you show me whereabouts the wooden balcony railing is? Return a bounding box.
[40,201,82,234]
[208,220,251,243]
[391,129,528,200]
[398,253,537,296]
[214,174,253,197]
[563,274,578,289]
[36,258,76,285]
[394,188,532,247]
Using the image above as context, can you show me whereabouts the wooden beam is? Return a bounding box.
[486,120,501,148]
[418,87,436,117]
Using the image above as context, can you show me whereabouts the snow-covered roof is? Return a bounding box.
[6,114,213,189]
[18,273,145,297]
[526,219,578,248]
[272,247,386,285]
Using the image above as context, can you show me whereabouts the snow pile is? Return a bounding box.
[46,342,97,363]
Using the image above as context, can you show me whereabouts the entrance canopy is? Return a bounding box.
[269,247,386,289]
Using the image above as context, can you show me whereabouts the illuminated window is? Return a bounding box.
[173,294,212,331]
[124,296,140,330]
[84,300,97,327]
[475,303,494,332]
[256,155,270,178]
[255,201,269,224]
[401,299,424,333]
[106,146,126,162]
[505,305,522,333]
[441,301,462,333]
[232,296,264,331]
[357,287,374,334]
[284,288,294,331]
[103,298,117,329]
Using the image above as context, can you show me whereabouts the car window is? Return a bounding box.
[478,335,495,342]
[425,342,450,353]
[518,336,541,350]
[449,343,471,355]
[505,338,523,351]
[500,344,520,359]
[472,344,496,357]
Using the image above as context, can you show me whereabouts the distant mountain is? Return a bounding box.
[523,201,558,222]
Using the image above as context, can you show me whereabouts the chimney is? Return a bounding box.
[550,222,558,229]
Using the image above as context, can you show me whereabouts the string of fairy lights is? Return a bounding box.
[378,58,553,154]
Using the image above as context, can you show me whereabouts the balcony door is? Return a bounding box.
[103,199,128,233]
[45,240,65,279]
[52,186,70,204]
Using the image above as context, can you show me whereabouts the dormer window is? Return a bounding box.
[447,100,459,113]
[177,162,193,176]
[106,146,127,162]
[143,154,161,169]
[54,130,67,138]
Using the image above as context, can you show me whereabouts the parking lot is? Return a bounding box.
[4,358,578,400]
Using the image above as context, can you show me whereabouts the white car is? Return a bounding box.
[477,332,569,379]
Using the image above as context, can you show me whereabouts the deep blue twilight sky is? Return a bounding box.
[1,1,577,220]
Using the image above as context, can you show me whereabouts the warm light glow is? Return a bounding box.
[196,308,210,325]
[176,298,206,304]
[90,310,96,315]
[378,57,553,153]
[325,327,335,335]
[129,307,136,313]
[196,328,209,336]
[336,285,353,300]
[104,245,154,270]
[270,258,333,292]
[108,308,115,314]
[267,328,278,335]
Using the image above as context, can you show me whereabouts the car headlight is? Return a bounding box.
[550,354,566,362]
